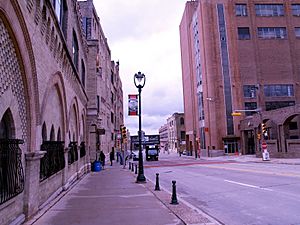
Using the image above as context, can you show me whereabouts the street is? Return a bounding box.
[144,153,300,225]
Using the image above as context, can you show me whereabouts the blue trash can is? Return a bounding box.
[93,160,102,172]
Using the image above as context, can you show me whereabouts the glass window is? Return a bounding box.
[264,84,294,97]
[295,27,300,38]
[255,4,284,16]
[258,27,287,39]
[55,0,61,22]
[266,101,295,111]
[244,102,257,116]
[236,4,247,16]
[81,60,85,88]
[243,85,256,98]
[292,4,300,16]
[238,27,250,40]
[72,31,79,70]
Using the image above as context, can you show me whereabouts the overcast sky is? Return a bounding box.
[93,1,186,135]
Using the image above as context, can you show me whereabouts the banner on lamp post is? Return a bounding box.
[128,94,138,116]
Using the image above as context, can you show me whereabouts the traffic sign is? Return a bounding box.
[262,142,267,150]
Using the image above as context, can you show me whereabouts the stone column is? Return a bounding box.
[24,151,46,218]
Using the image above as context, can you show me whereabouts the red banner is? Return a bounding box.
[128,94,138,116]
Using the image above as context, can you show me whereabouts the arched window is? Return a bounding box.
[0,109,15,139]
[180,117,184,125]
[72,30,79,70]
[50,125,55,141]
[57,127,61,141]
[81,59,85,88]
[42,122,47,142]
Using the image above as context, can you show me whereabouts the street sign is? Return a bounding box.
[262,142,267,150]
[231,112,242,116]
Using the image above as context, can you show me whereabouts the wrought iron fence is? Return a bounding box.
[40,141,65,181]
[0,139,24,205]
[68,142,78,165]
[80,142,86,158]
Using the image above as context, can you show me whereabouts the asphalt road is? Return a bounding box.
[144,153,300,225]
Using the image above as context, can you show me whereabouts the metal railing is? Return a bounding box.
[80,142,86,158]
[68,142,78,165]
[40,141,65,181]
[0,139,24,205]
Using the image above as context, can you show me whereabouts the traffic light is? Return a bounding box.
[262,123,267,134]
[122,126,127,139]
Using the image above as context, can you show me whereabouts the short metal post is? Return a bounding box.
[129,162,131,170]
[131,163,134,172]
[135,164,137,174]
[155,173,160,191]
[171,180,178,205]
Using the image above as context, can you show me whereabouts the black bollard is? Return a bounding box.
[155,173,160,191]
[135,164,137,174]
[170,180,178,205]
[129,162,131,170]
[131,163,134,172]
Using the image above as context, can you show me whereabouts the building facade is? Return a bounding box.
[79,0,124,160]
[0,0,123,224]
[166,113,186,153]
[159,123,168,151]
[180,0,300,157]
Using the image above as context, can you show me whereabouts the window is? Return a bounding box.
[54,0,61,22]
[264,84,294,97]
[52,0,67,33]
[97,95,100,113]
[236,4,247,16]
[81,60,85,88]
[111,71,114,84]
[257,27,287,39]
[180,117,184,125]
[50,125,55,141]
[255,4,284,16]
[72,31,79,70]
[295,27,300,38]
[82,17,92,39]
[111,92,114,104]
[243,85,256,98]
[42,122,47,142]
[266,101,295,111]
[292,4,300,16]
[289,122,298,130]
[238,27,250,40]
[0,109,15,139]
[111,112,114,123]
[180,131,186,140]
[244,102,257,116]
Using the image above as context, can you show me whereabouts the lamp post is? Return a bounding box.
[134,71,146,183]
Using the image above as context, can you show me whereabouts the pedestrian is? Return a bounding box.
[110,151,114,166]
[99,151,105,169]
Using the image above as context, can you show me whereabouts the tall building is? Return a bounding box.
[180,0,300,157]
[79,0,124,160]
[0,0,123,224]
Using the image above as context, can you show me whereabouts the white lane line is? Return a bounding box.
[224,179,273,191]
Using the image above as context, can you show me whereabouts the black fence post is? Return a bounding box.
[155,173,160,191]
[129,162,131,170]
[131,163,134,172]
[171,180,178,205]
[135,164,137,174]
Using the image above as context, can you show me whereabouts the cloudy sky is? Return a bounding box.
[93,1,186,135]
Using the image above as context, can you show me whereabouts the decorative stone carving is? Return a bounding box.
[0,19,27,141]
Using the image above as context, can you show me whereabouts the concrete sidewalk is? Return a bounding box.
[24,163,219,225]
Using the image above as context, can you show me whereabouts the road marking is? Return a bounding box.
[224,179,273,191]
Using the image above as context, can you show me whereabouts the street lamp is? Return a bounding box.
[134,71,146,183]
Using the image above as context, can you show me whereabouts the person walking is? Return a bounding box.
[109,151,114,166]
[99,151,105,169]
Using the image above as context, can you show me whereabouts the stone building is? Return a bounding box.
[166,113,186,153]
[159,123,168,151]
[0,0,123,224]
[79,0,124,161]
[180,0,300,157]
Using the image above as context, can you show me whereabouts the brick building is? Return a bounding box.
[180,0,300,157]
[0,0,123,224]
[159,123,168,151]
